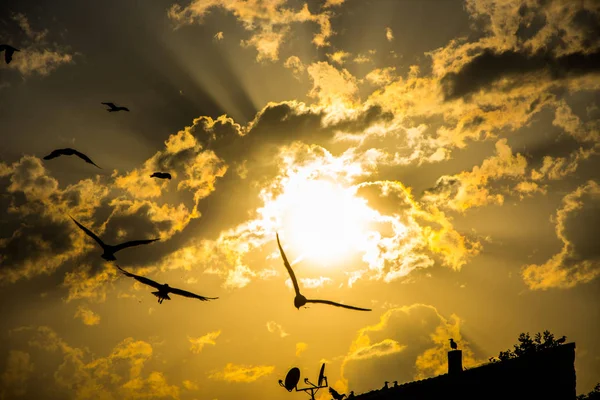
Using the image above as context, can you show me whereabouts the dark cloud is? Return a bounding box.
[442,49,600,100]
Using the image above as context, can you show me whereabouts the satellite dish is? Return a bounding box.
[318,363,326,387]
[284,367,300,391]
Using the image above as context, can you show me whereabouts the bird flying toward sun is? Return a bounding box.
[116,265,218,304]
[43,148,101,169]
[150,172,172,180]
[70,216,159,261]
[276,233,371,311]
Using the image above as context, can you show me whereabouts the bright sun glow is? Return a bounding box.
[275,179,375,264]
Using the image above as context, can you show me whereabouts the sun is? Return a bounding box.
[276,178,374,265]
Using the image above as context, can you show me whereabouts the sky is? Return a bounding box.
[0,0,599,399]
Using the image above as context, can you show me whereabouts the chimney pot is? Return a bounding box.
[448,350,463,375]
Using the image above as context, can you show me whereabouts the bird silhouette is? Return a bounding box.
[393,381,398,388]
[348,391,355,398]
[43,148,101,169]
[101,102,129,112]
[382,381,389,390]
[70,216,159,261]
[329,388,346,400]
[276,233,371,311]
[150,172,172,180]
[449,338,458,350]
[556,335,566,345]
[116,265,218,304]
[0,44,19,64]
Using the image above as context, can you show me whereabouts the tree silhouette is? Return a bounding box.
[490,330,567,362]
[577,383,600,400]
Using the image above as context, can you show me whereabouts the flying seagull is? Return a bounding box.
[449,338,458,350]
[150,172,172,180]
[0,44,19,64]
[101,102,129,112]
[70,216,159,261]
[116,265,218,304]
[43,148,101,169]
[276,233,371,311]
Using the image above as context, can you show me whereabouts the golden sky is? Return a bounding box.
[0,0,599,399]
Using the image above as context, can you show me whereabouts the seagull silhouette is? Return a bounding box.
[0,44,19,64]
[449,338,458,350]
[101,102,129,112]
[70,216,159,261]
[150,172,172,180]
[116,265,218,304]
[276,233,371,311]
[329,388,346,400]
[43,148,101,169]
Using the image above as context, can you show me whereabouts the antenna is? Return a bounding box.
[280,368,300,392]
[318,363,326,387]
[278,364,328,400]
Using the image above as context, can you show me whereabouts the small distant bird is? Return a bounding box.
[556,336,566,345]
[348,391,355,398]
[43,148,101,169]
[393,381,398,388]
[382,382,389,390]
[0,44,19,64]
[276,233,371,311]
[450,338,458,350]
[101,102,129,112]
[329,388,346,400]
[116,265,218,304]
[70,216,159,261]
[150,172,172,180]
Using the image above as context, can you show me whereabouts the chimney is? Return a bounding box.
[448,350,463,375]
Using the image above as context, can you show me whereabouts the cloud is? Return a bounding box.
[522,180,600,289]
[385,27,394,42]
[214,31,224,41]
[326,50,351,65]
[266,321,289,338]
[284,55,305,77]
[168,0,337,61]
[307,62,360,109]
[2,13,73,77]
[422,139,528,211]
[295,342,308,357]
[0,156,109,284]
[208,363,275,383]
[182,380,199,390]
[1,351,34,398]
[340,304,481,394]
[188,330,221,354]
[14,326,180,399]
[74,306,101,326]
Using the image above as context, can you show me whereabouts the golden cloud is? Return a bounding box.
[266,321,289,338]
[1,351,34,397]
[522,180,600,289]
[188,330,221,354]
[74,306,101,326]
[208,363,275,383]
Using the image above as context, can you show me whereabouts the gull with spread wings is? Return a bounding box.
[276,233,371,311]
[70,216,159,261]
[43,148,101,169]
[101,102,129,112]
[116,265,218,304]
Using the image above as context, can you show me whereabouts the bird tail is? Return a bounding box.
[152,292,171,301]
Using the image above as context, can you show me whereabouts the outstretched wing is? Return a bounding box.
[116,265,163,289]
[306,299,371,311]
[73,150,101,169]
[113,238,159,253]
[43,149,62,160]
[70,216,105,247]
[167,287,218,301]
[276,233,301,296]
[101,102,116,108]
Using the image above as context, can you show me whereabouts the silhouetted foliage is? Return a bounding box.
[577,383,600,400]
[490,330,567,362]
